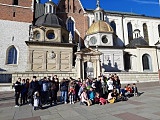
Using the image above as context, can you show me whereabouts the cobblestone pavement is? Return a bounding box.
[0,82,160,120]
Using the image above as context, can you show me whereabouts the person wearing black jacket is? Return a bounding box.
[28,76,40,106]
[95,76,102,95]
[49,77,59,106]
[14,78,22,107]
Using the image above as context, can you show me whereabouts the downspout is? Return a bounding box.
[121,15,125,46]
[121,15,125,71]
[156,46,160,81]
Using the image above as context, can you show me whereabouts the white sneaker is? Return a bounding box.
[15,105,19,107]
[72,102,74,104]
[64,102,67,104]
[70,102,72,104]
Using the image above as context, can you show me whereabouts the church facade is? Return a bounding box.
[0,0,160,86]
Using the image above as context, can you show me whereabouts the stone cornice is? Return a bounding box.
[25,41,76,47]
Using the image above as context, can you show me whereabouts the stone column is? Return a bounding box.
[28,50,34,71]
[93,60,97,78]
[96,57,101,77]
[75,54,82,79]
[43,51,47,71]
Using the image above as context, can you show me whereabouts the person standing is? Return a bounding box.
[14,78,22,107]
[20,79,27,105]
[40,77,49,105]
[50,77,59,106]
[53,75,59,104]
[60,78,68,104]
[29,76,40,106]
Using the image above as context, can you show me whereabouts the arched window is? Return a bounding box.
[110,21,116,34]
[127,22,133,43]
[96,13,98,21]
[158,24,160,37]
[49,5,52,13]
[67,18,75,39]
[7,46,17,64]
[143,23,149,43]
[142,54,151,71]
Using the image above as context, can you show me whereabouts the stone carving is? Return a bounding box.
[69,32,73,43]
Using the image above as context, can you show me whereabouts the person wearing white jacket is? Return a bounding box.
[107,78,113,93]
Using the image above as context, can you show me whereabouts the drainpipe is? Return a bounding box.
[121,15,125,46]
[156,46,160,81]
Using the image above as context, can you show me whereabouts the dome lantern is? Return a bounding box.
[94,0,104,22]
[45,0,57,14]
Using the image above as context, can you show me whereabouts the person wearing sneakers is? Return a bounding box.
[14,78,22,107]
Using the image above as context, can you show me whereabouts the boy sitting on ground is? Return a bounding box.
[132,83,139,96]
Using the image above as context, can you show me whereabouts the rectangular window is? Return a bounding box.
[13,12,15,17]
[13,0,18,5]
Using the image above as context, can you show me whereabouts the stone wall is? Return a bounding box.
[12,71,77,83]
[0,20,30,72]
[0,71,159,91]
[104,72,159,84]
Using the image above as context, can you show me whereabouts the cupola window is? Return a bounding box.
[102,35,108,44]
[34,31,40,40]
[47,30,55,39]
[90,37,97,45]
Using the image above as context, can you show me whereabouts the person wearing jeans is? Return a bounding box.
[60,79,68,104]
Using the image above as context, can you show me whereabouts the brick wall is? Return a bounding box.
[57,0,89,41]
[0,0,33,23]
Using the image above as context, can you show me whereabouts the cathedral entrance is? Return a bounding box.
[75,48,102,79]
[84,61,94,79]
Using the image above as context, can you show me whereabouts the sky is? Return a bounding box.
[40,0,160,17]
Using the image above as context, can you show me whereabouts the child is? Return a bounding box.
[125,84,133,97]
[33,91,40,110]
[68,81,75,104]
[99,97,107,105]
[88,87,95,104]
[94,92,100,104]
[80,89,92,106]
[132,83,138,96]
[107,90,116,104]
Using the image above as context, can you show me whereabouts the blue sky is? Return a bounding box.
[41,0,160,17]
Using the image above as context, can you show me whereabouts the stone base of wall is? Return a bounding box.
[12,71,77,83]
[0,83,14,91]
[104,72,159,84]
[0,71,159,91]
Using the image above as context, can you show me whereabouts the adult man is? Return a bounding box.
[50,76,59,106]
[29,76,40,106]
[40,77,49,105]
[14,78,21,107]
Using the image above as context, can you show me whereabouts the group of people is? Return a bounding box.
[13,75,59,110]
[13,74,139,110]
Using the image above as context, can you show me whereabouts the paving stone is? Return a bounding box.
[59,110,80,119]
[1,84,160,120]
[114,112,150,120]
[40,114,62,120]
[17,116,41,120]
